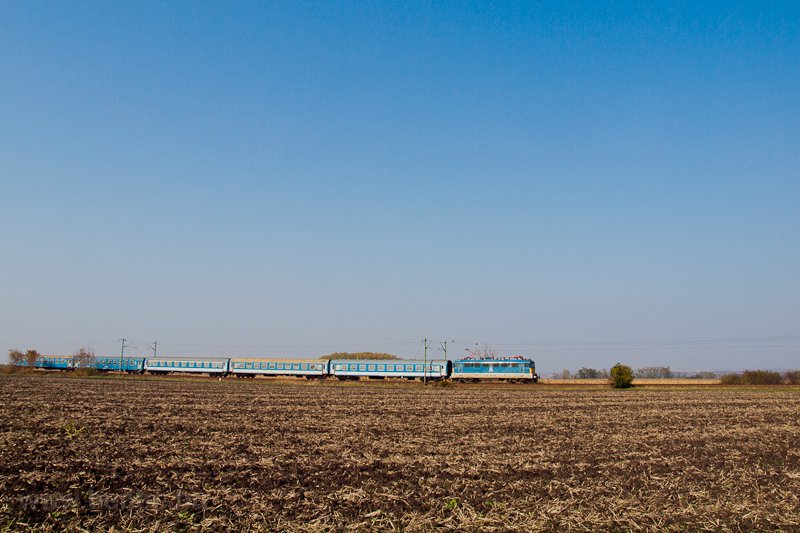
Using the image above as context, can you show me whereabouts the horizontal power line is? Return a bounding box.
[478,335,800,348]
[2,335,798,352]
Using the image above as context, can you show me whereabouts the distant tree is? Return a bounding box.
[321,352,399,360]
[741,370,782,385]
[556,369,572,380]
[24,350,40,368]
[691,371,718,379]
[576,367,600,379]
[73,347,96,370]
[784,370,800,385]
[720,373,743,385]
[636,366,673,379]
[721,370,783,385]
[8,349,24,366]
[610,363,634,389]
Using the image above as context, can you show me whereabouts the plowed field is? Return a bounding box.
[1,375,799,531]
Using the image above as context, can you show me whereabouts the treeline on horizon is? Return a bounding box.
[552,366,716,379]
[550,365,800,384]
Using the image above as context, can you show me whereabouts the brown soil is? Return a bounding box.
[1,375,798,531]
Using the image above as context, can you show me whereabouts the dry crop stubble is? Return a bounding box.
[0,374,798,531]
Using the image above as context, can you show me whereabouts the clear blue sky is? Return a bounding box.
[1,1,798,372]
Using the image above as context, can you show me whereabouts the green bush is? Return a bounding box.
[609,363,634,389]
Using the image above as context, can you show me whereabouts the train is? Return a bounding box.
[21,354,539,383]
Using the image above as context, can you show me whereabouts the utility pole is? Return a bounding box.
[423,337,432,385]
[439,339,453,361]
[119,338,134,373]
[146,341,158,358]
[440,339,454,365]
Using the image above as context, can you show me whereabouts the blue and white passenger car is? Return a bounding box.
[31,355,75,370]
[145,357,229,375]
[229,358,329,378]
[92,357,146,373]
[451,357,538,382]
[329,359,451,380]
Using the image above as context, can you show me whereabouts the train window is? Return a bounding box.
[269,363,275,369]
[377,365,385,371]
[334,364,341,370]
[359,364,366,371]
[415,365,422,372]
[368,365,375,371]
[433,365,440,371]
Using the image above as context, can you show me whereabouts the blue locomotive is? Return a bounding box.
[21,354,538,383]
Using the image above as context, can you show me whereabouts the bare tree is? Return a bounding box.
[636,366,673,379]
[8,349,24,366]
[576,367,600,379]
[73,347,96,370]
[24,350,40,368]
